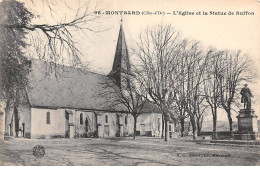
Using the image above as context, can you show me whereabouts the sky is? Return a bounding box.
[18,0,260,121]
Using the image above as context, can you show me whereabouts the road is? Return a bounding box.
[0,136,259,166]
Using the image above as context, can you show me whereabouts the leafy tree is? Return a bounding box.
[0,0,32,110]
[0,0,33,136]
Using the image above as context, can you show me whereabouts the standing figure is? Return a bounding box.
[240,84,253,110]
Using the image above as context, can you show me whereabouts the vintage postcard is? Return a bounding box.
[0,0,260,166]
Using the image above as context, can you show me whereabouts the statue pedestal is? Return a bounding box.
[235,109,259,140]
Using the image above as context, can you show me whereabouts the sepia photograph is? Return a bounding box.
[0,0,260,166]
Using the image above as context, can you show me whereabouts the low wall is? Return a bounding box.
[200,131,235,139]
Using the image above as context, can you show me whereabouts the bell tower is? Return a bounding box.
[108,21,131,89]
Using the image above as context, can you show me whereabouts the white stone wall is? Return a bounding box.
[151,113,163,137]
[136,113,162,137]
[136,113,151,132]
[97,112,118,137]
[124,114,134,136]
[31,108,66,139]
[74,110,96,137]
[6,106,163,139]
[94,112,135,137]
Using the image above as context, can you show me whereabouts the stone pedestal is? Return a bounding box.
[235,109,259,140]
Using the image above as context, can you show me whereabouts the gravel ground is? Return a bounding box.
[0,136,259,166]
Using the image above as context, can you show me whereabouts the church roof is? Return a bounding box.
[26,59,159,114]
[26,59,127,112]
[25,23,159,114]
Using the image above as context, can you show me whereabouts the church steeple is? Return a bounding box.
[108,21,131,88]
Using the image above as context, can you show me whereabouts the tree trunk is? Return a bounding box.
[4,99,10,136]
[212,111,217,140]
[196,119,201,136]
[190,116,197,140]
[133,116,137,140]
[180,117,185,137]
[226,109,234,137]
[161,114,164,139]
[227,109,233,132]
[212,116,217,140]
[164,112,170,142]
[164,119,169,141]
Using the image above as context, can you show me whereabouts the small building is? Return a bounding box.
[4,23,164,139]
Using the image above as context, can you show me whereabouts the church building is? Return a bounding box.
[4,23,169,139]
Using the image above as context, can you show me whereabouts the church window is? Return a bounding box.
[85,118,89,132]
[46,112,50,124]
[125,116,127,125]
[80,113,83,125]
[105,115,108,123]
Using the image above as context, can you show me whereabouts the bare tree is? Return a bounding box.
[172,98,188,137]
[178,41,208,140]
[173,41,188,137]
[98,67,147,139]
[203,49,225,139]
[134,24,184,141]
[218,50,256,133]
[195,100,208,136]
[1,0,103,66]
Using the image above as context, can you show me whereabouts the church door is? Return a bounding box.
[104,125,110,138]
[140,124,145,136]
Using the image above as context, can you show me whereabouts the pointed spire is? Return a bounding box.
[108,20,131,88]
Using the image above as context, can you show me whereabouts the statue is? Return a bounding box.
[240,83,253,110]
[236,84,258,140]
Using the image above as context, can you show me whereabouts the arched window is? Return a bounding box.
[46,112,50,124]
[105,115,108,123]
[80,113,83,125]
[125,116,127,125]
